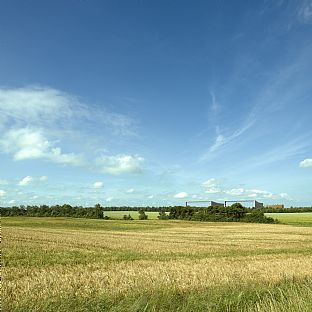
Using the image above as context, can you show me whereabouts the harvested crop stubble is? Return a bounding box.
[3,218,312,311]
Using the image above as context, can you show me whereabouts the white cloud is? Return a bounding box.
[299,158,312,168]
[0,190,6,197]
[201,118,255,159]
[106,197,113,202]
[202,178,221,193]
[226,188,245,196]
[0,128,84,166]
[0,179,8,185]
[0,86,136,136]
[93,181,104,188]
[126,188,134,193]
[279,193,291,200]
[18,176,33,186]
[8,199,15,204]
[202,178,217,188]
[249,189,272,196]
[209,134,226,153]
[39,176,48,181]
[148,195,154,199]
[210,91,221,115]
[96,154,144,175]
[205,188,221,194]
[174,192,188,198]
[298,0,312,24]
[0,86,74,127]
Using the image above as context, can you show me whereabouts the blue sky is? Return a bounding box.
[0,0,312,207]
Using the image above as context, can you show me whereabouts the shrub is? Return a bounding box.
[138,210,148,220]
[123,214,134,220]
[242,211,278,224]
[158,211,169,220]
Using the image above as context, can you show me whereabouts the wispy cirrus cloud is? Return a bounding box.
[0,86,136,136]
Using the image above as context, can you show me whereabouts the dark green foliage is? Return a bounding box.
[167,203,278,224]
[94,203,104,219]
[168,206,195,220]
[158,210,169,220]
[242,210,277,223]
[138,209,148,220]
[123,214,134,220]
[1,203,288,223]
[1,204,105,219]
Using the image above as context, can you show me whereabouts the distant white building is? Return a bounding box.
[185,200,224,207]
[185,199,264,208]
[224,200,263,208]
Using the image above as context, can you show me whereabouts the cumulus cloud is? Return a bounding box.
[299,158,312,168]
[0,86,138,173]
[0,190,6,197]
[202,178,217,188]
[174,192,188,198]
[148,195,154,199]
[18,176,33,186]
[8,199,15,204]
[202,178,221,193]
[96,154,144,175]
[106,197,113,202]
[126,188,134,193]
[279,193,291,199]
[0,128,84,166]
[226,188,245,196]
[93,181,104,188]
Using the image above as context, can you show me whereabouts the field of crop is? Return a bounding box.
[266,212,312,226]
[103,210,162,219]
[3,217,312,311]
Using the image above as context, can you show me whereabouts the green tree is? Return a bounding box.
[95,203,104,219]
[138,209,148,220]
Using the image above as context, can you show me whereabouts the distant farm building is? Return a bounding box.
[185,199,264,208]
[185,200,224,207]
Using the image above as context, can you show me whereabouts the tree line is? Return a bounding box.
[1,204,105,219]
[166,204,277,223]
[1,203,285,223]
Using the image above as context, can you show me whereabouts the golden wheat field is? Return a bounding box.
[3,217,312,311]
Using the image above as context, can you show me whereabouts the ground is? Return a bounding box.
[3,214,312,311]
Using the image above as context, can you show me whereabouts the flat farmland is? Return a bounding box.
[3,217,312,311]
[266,212,312,226]
[103,210,162,219]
